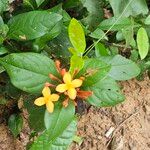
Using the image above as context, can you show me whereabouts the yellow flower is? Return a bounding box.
[56,72,83,100]
[34,87,59,113]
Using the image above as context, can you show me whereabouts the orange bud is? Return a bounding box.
[49,73,62,83]
[45,82,55,88]
[55,60,61,73]
[77,90,93,99]
[62,98,69,108]
[61,68,67,76]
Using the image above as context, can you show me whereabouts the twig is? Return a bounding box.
[106,109,141,148]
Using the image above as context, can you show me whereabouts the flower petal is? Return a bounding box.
[34,97,45,106]
[68,88,77,100]
[72,79,83,88]
[56,84,67,93]
[50,94,60,102]
[46,101,54,113]
[63,72,72,84]
[42,87,51,97]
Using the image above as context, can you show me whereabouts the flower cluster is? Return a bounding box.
[34,60,92,113]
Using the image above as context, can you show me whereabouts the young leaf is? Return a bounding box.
[8,114,23,137]
[77,58,111,86]
[84,77,125,107]
[137,27,149,60]
[99,55,141,80]
[7,11,62,41]
[0,53,58,94]
[68,18,86,55]
[30,102,76,150]
[69,55,84,75]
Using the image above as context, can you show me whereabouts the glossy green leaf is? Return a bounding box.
[77,58,111,86]
[35,0,45,7]
[47,28,71,63]
[109,0,148,17]
[100,55,141,80]
[44,102,75,130]
[24,96,45,132]
[98,17,139,31]
[30,102,76,150]
[33,20,62,50]
[0,53,58,94]
[84,77,125,107]
[68,18,86,55]
[69,55,84,75]
[137,27,149,60]
[8,114,23,137]
[0,0,9,13]
[7,11,62,41]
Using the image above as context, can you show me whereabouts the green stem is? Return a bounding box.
[84,0,135,56]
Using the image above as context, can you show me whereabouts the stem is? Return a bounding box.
[84,0,135,56]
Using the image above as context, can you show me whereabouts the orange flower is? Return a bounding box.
[56,72,83,99]
[34,87,59,113]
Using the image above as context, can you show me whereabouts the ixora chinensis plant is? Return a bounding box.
[0,15,140,149]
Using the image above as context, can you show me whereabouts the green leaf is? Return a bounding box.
[44,102,75,130]
[69,55,84,75]
[109,0,148,17]
[33,20,62,50]
[0,46,8,55]
[47,28,71,63]
[24,96,45,132]
[0,0,9,13]
[0,53,58,94]
[0,16,9,44]
[137,27,149,60]
[7,11,62,41]
[77,58,111,86]
[98,17,139,31]
[73,135,83,145]
[0,65,4,73]
[35,0,45,7]
[30,102,76,150]
[68,18,86,55]
[95,42,110,57]
[63,0,80,9]
[84,77,125,107]
[89,28,108,40]
[144,15,150,25]
[100,55,141,80]
[122,26,134,47]
[81,0,104,30]
[130,50,139,62]
[8,114,23,137]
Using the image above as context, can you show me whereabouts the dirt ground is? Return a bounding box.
[0,76,150,150]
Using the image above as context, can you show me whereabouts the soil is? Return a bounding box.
[0,76,150,150]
